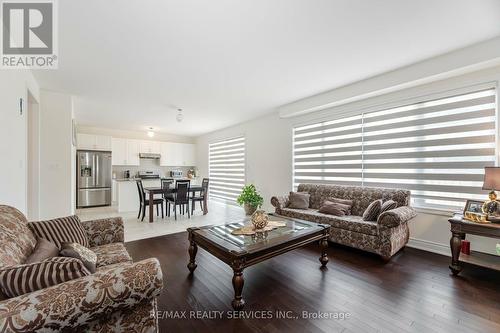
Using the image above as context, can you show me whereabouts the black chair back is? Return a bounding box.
[161,179,174,197]
[201,178,209,195]
[136,180,145,203]
[175,181,190,204]
[176,179,191,186]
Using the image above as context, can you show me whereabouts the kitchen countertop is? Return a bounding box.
[114,177,198,182]
[114,178,141,182]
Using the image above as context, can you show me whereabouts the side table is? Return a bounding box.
[448,214,500,275]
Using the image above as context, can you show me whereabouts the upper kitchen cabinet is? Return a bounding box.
[160,142,196,166]
[140,140,161,154]
[127,140,140,166]
[180,143,196,166]
[159,142,176,166]
[111,138,128,165]
[111,138,140,166]
[77,134,112,151]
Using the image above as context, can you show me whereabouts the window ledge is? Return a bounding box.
[413,206,461,217]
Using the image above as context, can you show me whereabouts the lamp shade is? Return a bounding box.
[482,167,500,190]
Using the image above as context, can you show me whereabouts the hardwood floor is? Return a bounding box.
[126,233,500,333]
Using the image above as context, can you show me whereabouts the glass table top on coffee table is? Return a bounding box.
[204,215,319,250]
[186,214,331,310]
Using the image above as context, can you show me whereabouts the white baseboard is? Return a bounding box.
[407,238,450,257]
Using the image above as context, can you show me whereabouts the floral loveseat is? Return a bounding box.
[271,184,417,260]
[0,205,163,332]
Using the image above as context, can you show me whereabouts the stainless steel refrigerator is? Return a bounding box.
[77,150,112,208]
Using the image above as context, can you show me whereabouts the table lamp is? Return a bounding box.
[482,167,500,218]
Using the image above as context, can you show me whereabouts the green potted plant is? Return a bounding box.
[237,184,264,215]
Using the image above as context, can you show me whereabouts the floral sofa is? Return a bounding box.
[0,205,163,332]
[271,184,417,260]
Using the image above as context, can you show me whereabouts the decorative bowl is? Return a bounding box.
[251,210,269,230]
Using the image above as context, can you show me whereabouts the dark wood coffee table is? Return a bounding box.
[187,215,331,310]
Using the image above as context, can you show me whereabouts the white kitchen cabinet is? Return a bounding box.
[76,134,95,150]
[111,138,128,165]
[95,135,112,150]
[112,180,117,202]
[160,142,196,166]
[181,143,196,166]
[160,142,176,166]
[111,138,140,166]
[140,140,161,154]
[127,140,140,166]
[77,134,112,151]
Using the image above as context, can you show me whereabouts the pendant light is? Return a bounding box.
[176,108,184,122]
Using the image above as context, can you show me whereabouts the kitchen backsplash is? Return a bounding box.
[112,158,195,179]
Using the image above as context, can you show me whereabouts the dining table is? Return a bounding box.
[143,186,207,222]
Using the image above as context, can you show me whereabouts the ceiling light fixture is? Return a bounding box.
[147,127,155,138]
[176,108,184,122]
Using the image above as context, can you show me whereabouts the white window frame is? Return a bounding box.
[208,136,246,205]
[292,81,499,214]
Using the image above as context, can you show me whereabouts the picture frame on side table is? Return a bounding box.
[463,199,487,223]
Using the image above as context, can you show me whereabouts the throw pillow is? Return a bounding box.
[362,199,383,221]
[318,201,350,216]
[380,200,398,214]
[287,192,310,209]
[28,215,89,249]
[60,242,97,273]
[25,238,59,264]
[0,257,90,298]
[325,197,353,214]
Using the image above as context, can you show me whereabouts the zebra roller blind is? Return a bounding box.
[209,136,246,202]
[293,88,497,211]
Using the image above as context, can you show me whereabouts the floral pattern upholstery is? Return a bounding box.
[279,208,379,236]
[378,206,417,228]
[79,299,158,333]
[82,217,125,247]
[0,206,163,332]
[271,184,416,259]
[0,206,37,269]
[296,184,410,215]
[0,258,163,332]
[91,243,133,267]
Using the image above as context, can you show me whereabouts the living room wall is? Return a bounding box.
[196,65,500,256]
[0,70,40,214]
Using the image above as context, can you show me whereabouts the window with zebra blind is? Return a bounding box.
[209,136,246,202]
[293,87,497,211]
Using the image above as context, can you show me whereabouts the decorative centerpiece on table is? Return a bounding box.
[236,184,264,215]
[251,210,269,229]
[231,216,287,236]
[481,167,500,223]
[187,168,197,179]
[230,209,287,236]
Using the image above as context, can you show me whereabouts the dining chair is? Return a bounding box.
[175,179,190,215]
[161,179,174,215]
[167,180,190,220]
[191,178,209,215]
[136,180,164,221]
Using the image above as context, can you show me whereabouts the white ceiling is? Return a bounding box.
[33,0,500,137]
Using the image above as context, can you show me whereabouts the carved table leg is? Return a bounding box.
[449,231,463,276]
[187,238,198,273]
[319,237,329,267]
[231,260,245,310]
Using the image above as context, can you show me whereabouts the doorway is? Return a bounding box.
[27,91,40,220]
